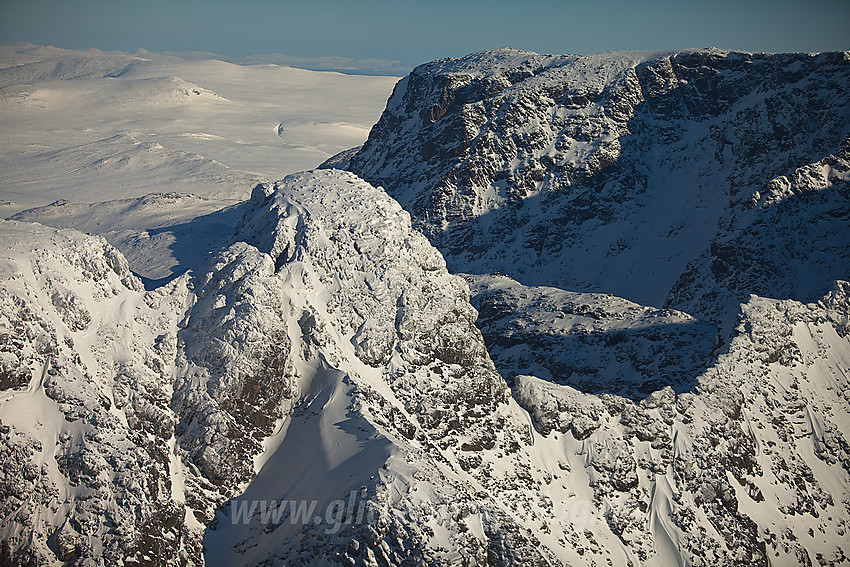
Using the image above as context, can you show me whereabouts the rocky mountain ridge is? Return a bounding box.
[342,48,850,312]
[332,47,850,564]
[3,171,612,566]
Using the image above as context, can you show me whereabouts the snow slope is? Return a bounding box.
[0,44,398,215]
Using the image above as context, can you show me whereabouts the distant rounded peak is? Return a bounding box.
[14,44,79,57]
[6,41,42,52]
[125,75,227,102]
[32,44,149,63]
[133,48,154,59]
[10,198,86,222]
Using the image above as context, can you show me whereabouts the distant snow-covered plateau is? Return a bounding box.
[1,44,849,566]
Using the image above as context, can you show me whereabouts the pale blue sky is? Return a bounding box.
[1,0,848,72]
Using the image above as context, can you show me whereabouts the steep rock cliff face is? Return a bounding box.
[667,136,850,329]
[343,48,850,310]
[0,221,201,565]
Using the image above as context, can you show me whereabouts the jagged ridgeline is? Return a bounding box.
[1,171,549,566]
[0,47,848,567]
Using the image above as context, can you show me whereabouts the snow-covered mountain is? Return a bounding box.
[3,171,607,566]
[342,48,850,312]
[2,45,849,566]
[332,47,850,564]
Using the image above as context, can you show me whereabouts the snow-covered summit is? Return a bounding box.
[1,171,569,565]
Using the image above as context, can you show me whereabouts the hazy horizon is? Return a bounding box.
[2,0,849,73]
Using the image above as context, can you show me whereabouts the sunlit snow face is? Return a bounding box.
[0,46,399,215]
